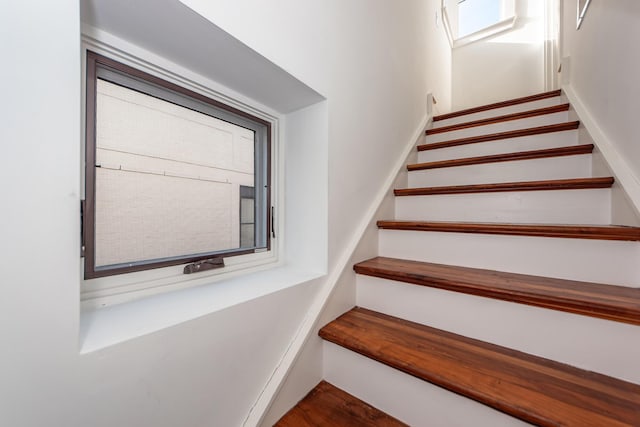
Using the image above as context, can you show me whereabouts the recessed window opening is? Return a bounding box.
[83,52,271,279]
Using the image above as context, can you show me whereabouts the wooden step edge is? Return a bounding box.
[319,307,640,427]
[376,220,640,241]
[354,257,640,326]
[274,380,408,427]
[426,103,570,136]
[417,121,580,152]
[393,177,614,196]
[407,144,594,172]
[433,90,562,122]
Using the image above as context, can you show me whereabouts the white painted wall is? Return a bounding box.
[427,0,454,114]
[176,0,453,424]
[1,1,325,425]
[451,1,545,110]
[1,5,323,424]
[0,1,440,427]
[561,0,640,181]
[180,0,431,271]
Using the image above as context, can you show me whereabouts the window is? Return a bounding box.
[442,0,516,45]
[457,0,501,38]
[83,52,271,279]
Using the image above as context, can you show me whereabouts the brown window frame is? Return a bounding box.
[83,51,272,279]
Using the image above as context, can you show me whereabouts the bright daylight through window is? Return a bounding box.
[458,0,501,38]
[83,52,271,279]
[443,0,515,42]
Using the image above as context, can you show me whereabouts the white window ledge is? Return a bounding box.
[79,266,325,353]
[78,1,328,355]
[442,7,519,50]
[453,16,518,48]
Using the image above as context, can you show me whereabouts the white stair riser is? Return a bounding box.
[395,189,611,224]
[378,229,640,286]
[408,155,592,187]
[356,275,640,384]
[427,111,568,144]
[323,341,529,427]
[418,130,579,163]
[433,96,563,129]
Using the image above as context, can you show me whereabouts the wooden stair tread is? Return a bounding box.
[376,220,640,241]
[274,380,407,427]
[320,308,640,427]
[394,177,614,196]
[354,257,640,325]
[434,90,562,122]
[407,144,593,171]
[418,121,580,152]
[426,104,569,135]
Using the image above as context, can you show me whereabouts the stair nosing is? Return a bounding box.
[418,121,580,152]
[320,307,640,427]
[394,177,614,196]
[354,256,640,325]
[407,144,594,172]
[376,220,640,241]
[426,103,570,136]
[433,90,562,122]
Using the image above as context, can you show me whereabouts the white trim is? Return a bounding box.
[81,25,281,121]
[576,0,592,30]
[543,0,560,91]
[441,7,455,48]
[563,84,640,219]
[452,15,518,49]
[242,112,432,427]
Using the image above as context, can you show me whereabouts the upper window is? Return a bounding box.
[457,0,501,38]
[83,52,271,279]
[443,0,516,44]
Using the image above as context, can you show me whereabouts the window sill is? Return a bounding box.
[442,6,519,50]
[452,16,518,49]
[79,265,325,354]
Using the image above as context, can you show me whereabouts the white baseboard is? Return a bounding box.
[242,113,432,426]
[562,84,640,220]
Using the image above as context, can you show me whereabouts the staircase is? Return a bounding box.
[275,90,640,426]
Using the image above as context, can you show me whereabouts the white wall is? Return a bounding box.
[0,1,323,426]
[0,1,438,427]
[0,5,322,424]
[427,0,454,114]
[177,0,456,422]
[561,0,640,180]
[180,0,432,271]
[452,1,545,110]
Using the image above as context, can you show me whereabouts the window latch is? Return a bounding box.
[183,258,224,274]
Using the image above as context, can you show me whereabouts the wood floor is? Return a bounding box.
[274,381,407,427]
[319,308,640,427]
